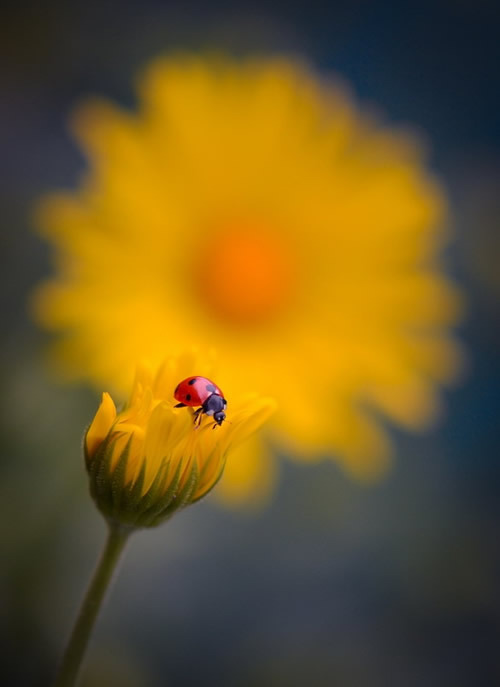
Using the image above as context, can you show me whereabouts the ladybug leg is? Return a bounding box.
[174,402,187,408]
[193,407,203,428]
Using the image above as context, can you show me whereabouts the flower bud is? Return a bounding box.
[84,359,275,528]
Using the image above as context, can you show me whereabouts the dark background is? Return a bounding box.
[1,1,500,685]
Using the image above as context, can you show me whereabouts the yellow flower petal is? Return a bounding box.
[142,402,192,491]
[222,396,277,451]
[85,392,116,457]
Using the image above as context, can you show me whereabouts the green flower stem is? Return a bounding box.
[53,523,132,687]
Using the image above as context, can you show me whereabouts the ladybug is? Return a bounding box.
[174,376,227,428]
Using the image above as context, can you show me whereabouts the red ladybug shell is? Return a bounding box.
[174,376,224,407]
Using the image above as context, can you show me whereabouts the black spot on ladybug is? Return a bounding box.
[188,378,197,385]
[206,384,216,393]
[186,393,192,401]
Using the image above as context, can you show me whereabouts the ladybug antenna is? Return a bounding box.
[212,419,232,429]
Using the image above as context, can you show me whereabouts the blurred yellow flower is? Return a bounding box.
[34,55,462,498]
[85,355,276,526]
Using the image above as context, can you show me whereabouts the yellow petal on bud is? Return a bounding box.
[191,397,277,503]
[111,423,146,484]
[85,392,117,458]
[222,396,277,451]
[141,402,192,493]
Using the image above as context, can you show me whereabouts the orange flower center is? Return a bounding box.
[194,223,296,325]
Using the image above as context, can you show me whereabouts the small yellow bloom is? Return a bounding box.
[84,357,275,527]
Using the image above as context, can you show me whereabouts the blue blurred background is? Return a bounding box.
[1,1,500,685]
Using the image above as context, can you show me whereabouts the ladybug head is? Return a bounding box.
[213,410,226,426]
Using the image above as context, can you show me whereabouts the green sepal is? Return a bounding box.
[121,460,147,513]
[84,432,220,529]
[110,437,133,511]
[88,432,124,512]
[159,460,200,520]
[133,461,182,527]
